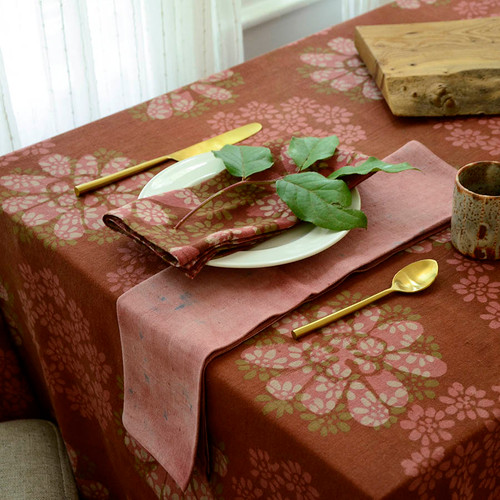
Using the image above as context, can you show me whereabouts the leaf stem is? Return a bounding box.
[174,179,276,229]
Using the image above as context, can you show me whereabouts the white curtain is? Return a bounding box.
[342,0,393,20]
[0,0,243,156]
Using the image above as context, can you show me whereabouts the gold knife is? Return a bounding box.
[74,122,262,196]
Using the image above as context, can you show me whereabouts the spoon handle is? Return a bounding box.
[292,287,394,340]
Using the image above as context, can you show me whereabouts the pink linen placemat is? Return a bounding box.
[117,141,456,490]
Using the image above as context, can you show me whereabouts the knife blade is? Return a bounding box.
[74,122,262,196]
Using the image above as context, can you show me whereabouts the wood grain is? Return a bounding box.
[355,17,500,116]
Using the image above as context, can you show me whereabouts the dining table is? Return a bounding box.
[1,0,499,499]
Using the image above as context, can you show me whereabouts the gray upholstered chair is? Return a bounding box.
[0,419,79,499]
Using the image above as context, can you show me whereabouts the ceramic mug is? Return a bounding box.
[451,161,500,260]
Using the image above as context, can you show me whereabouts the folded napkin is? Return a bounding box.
[103,144,371,277]
[117,141,456,491]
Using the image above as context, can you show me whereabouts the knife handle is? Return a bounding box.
[73,154,174,196]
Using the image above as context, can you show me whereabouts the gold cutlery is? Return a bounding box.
[292,259,438,340]
[74,122,262,196]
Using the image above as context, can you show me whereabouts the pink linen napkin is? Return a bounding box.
[103,144,371,278]
[117,141,456,491]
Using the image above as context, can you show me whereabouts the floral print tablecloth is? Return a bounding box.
[207,241,499,500]
[0,0,499,498]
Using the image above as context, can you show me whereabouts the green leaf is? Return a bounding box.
[256,394,271,402]
[213,144,273,179]
[308,420,322,432]
[299,413,316,421]
[288,135,340,171]
[276,173,367,231]
[279,172,352,206]
[328,157,416,180]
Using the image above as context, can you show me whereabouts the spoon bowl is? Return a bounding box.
[392,259,438,293]
[292,259,438,340]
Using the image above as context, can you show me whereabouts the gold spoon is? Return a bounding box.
[292,259,438,340]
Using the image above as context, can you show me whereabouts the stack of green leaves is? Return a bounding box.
[176,135,415,232]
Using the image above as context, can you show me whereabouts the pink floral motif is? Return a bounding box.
[122,430,218,499]
[400,383,500,498]
[205,228,242,245]
[329,123,367,145]
[395,0,436,9]
[446,127,489,149]
[207,104,283,145]
[259,99,311,136]
[146,91,193,119]
[249,449,284,493]
[447,253,496,275]
[0,153,19,168]
[300,37,382,101]
[232,448,319,500]
[204,109,244,133]
[0,151,149,246]
[281,460,320,499]
[433,120,500,156]
[147,95,173,120]
[107,265,150,293]
[0,141,56,166]
[191,83,232,101]
[453,0,494,18]
[65,443,111,499]
[78,480,110,499]
[17,264,113,428]
[231,477,263,499]
[104,239,161,294]
[481,116,500,135]
[123,432,156,464]
[239,101,281,123]
[15,140,57,157]
[116,239,161,267]
[405,240,434,254]
[212,445,229,478]
[207,97,367,149]
[442,441,482,499]
[133,200,172,225]
[479,419,500,495]
[400,404,455,445]
[314,104,352,125]
[145,70,238,120]
[268,108,311,135]
[401,446,445,497]
[174,189,203,207]
[242,306,447,428]
[452,274,500,303]
[250,197,294,219]
[480,301,500,329]
[281,96,321,117]
[439,382,495,421]
[430,228,451,243]
[200,69,234,84]
[483,136,500,156]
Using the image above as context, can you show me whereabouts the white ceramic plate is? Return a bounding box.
[139,152,361,268]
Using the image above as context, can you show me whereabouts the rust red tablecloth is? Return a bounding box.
[0,0,499,498]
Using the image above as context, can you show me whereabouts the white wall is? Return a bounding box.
[242,0,343,60]
[242,0,391,60]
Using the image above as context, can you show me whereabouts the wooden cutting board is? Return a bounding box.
[355,17,500,116]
